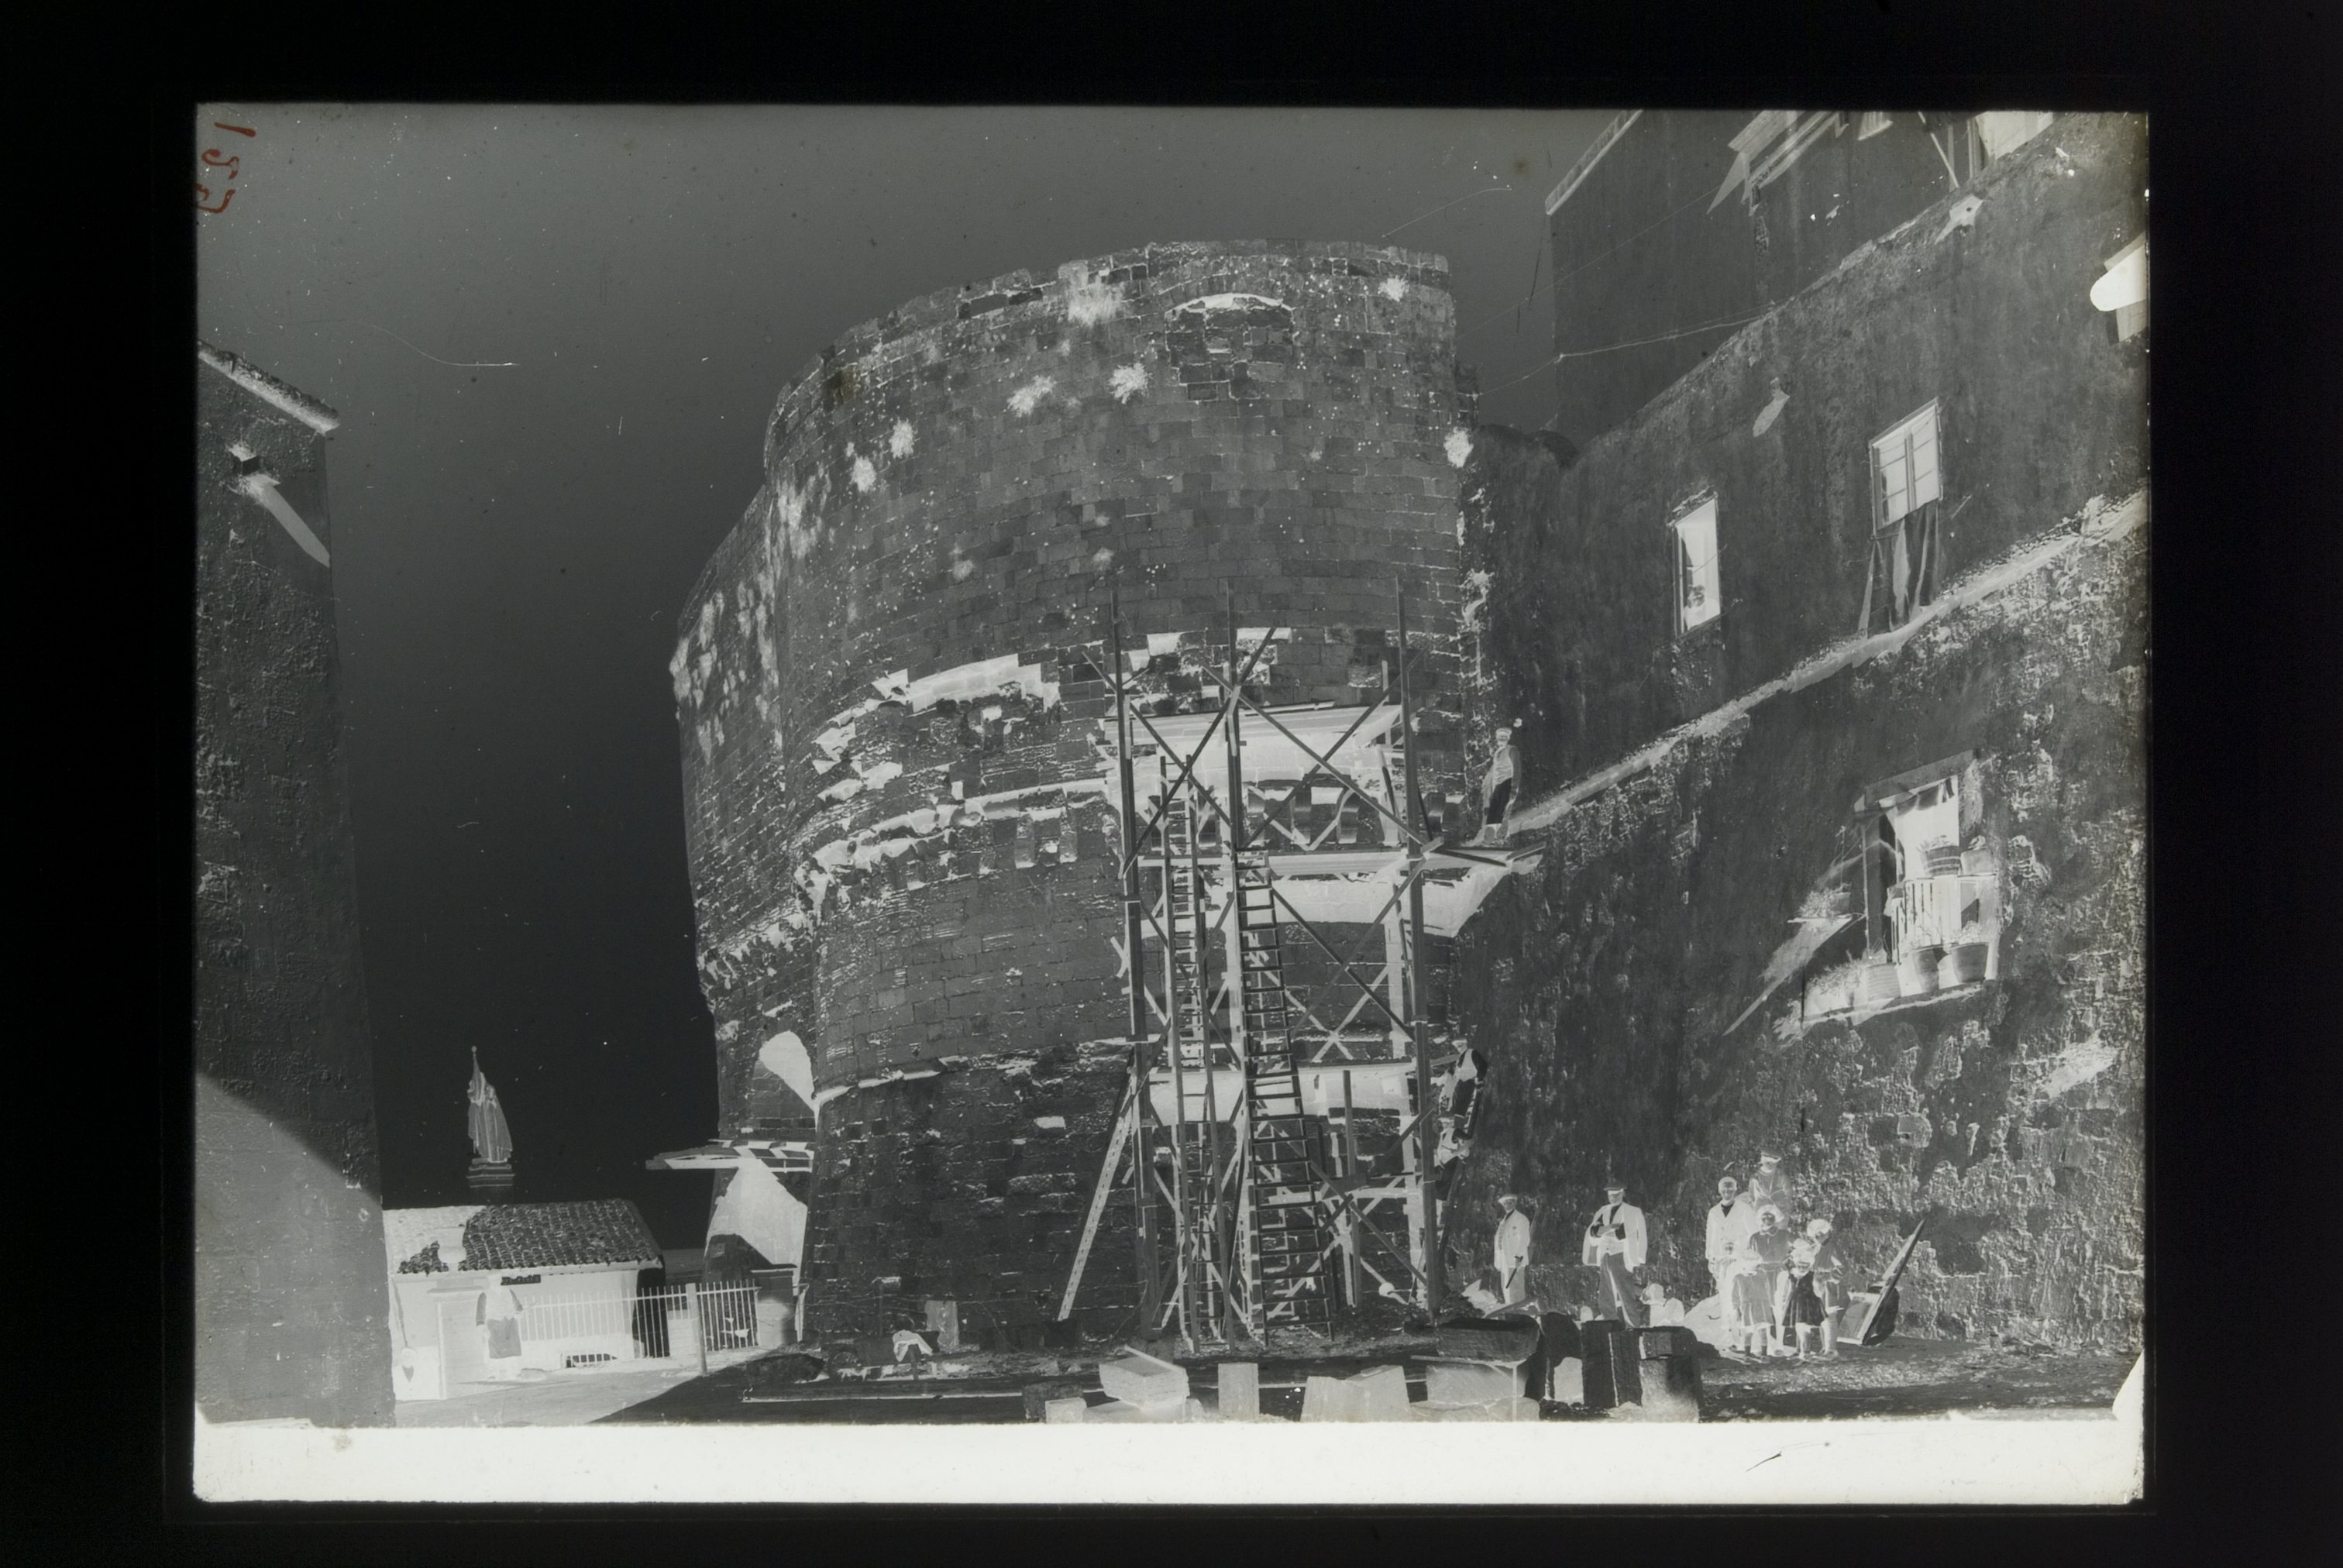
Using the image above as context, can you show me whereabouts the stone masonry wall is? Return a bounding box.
[673,242,1474,1334]
[194,352,394,1425]
[1444,116,2148,1353]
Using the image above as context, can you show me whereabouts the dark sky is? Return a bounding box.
[194,103,1609,1250]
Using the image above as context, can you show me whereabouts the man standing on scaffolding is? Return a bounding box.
[1474,723,1525,846]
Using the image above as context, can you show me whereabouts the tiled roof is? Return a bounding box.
[381,1199,663,1275]
[455,1199,664,1272]
[383,1205,482,1274]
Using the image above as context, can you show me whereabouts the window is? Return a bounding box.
[1864,402,1944,629]
[1671,496,1722,634]
[1873,401,1942,524]
[1860,756,1999,968]
[1802,754,2003,1017]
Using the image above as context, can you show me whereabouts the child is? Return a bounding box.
[1805,1218,1846,1356]
[1777,1235,1827,1359]
[1736,1206,1792,1357]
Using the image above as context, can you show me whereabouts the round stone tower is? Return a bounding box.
[672,241,1474,1343]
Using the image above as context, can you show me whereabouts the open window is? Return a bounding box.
[1671,495,1722,634]
[1863,401,1944,630]
[1861,755,2000,978]
[1802,754,2003,1017]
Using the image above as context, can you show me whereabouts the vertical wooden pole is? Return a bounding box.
[1108,583,1161,1336]
[1342,1070,1363,1313]
[687,1282,708,1374]
[1398,581,1443,1320]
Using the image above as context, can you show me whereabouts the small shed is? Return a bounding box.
[382,1199,666,1401]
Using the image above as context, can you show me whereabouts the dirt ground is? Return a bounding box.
[1695,1338,2135,1422]
[597,1332,2134,1425]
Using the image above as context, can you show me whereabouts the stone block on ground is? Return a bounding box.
[1436,1315,1540,1363]
[1550,1357,1584,1405]
[1580,1319,1643,1410]
[1637,1348,1701,1421]
[1345,1363,1411,1421]
[1424,1359,1522,1406]
[1216,1361,1260,1421]
[1088,1396,1200,1423]
[1300,1374,1366,1422]
[1023,1377,1090,1422]
[1042,1396,1088,1424]
[1412,1394,1543,1422]
[1099,1346,1189,1406]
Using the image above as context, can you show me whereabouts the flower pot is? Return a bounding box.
[1940,941,1990,988]
[1899,946,1946,996]
[1857,962,1902,1006]
[1924,845,1964,877]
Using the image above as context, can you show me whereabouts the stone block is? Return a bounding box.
[1300,1375,1364,1422]
[1436,1315,1540,1363]
[1580,1320,1643,1410]
[1216,1361,1261,1421]
[1550,1357,1584,1405]
[1637,1326,1701,1361]
[1415,1394,1541,1422]
[1423,1358,1522,1406]
[1087,1396,1199,1424]
[1346,1363,1412,1421]
[1637,1349,1701,1422]
[1099,1347,1189,1407]
[1023,1377,1089,1421]
[1043,1396,1089,1424]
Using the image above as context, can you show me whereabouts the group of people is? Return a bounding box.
[1703,1154,1846,1360]
[1461,1152,1850,1362]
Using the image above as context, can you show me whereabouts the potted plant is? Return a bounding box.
[1899,940,1946,997]
[1940,926,1992,987]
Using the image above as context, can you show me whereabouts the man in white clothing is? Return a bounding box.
[1581,1181,1649,1327]
[1475,724,1524,846]
[1493,1194,1536,1307]
[1704,1175,1758,1344]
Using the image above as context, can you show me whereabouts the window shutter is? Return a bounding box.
[1860,812,1889,955]
[1911,419,1940,508]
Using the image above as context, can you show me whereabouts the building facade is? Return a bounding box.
[382,1199,669,1400]
[1450,113,2148,1351]
[671,242,1480,1342]
[1543,108,2064,450]
[194,343,394,1425]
